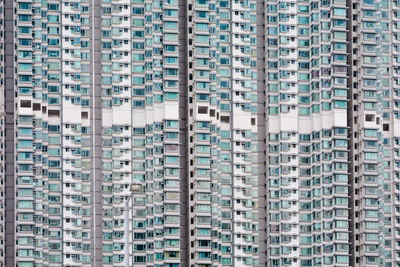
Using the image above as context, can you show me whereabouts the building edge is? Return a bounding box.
[4,0,15,264]
[178,0,189,265]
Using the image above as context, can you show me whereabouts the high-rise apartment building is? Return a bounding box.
[262,0,400,266]
[1,0,400,266]
[187,0,259,265]
[350,0,400,266]
[264,0,351,265]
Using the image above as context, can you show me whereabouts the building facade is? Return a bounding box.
[1,0,400,266]
[349,0,400,265]
[264,0,354,264]
[0,0,5,264]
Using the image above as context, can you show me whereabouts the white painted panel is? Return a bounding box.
[220,123,231,131]
[164,101,179,120]
[63,108,81,123]
[268,117,280,132]
[298,117,312,133]
[145,107,154,124]
[311,115,322,131]
[47,117,62,125]
[18,107,33,116]
[394,120,400,135]
[334,110,347,127]
[102,110,113,127]
[113,108,131,124]
[233,114,251,129]
[132,109,146,127]
[232,107,251,129]
[321,112,334,129]
[196,113,210,121]
[153,106,165,122]
[280,115,298,132]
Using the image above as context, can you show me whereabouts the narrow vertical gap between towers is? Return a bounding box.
[4,0,15,264]
[346,0,356,265]
[178,0,189,265]
[256,0,267,265]
[91,0,103,265]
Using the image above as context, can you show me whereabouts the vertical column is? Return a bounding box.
[91,0,103,264]
[4,0,14,264]
[179,0,189,264]
[256,0,266,264]
[392,0,400,265]
[347,0,356,265]
[0,0,5,263]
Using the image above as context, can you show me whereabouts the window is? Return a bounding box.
[333,8,346,15]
